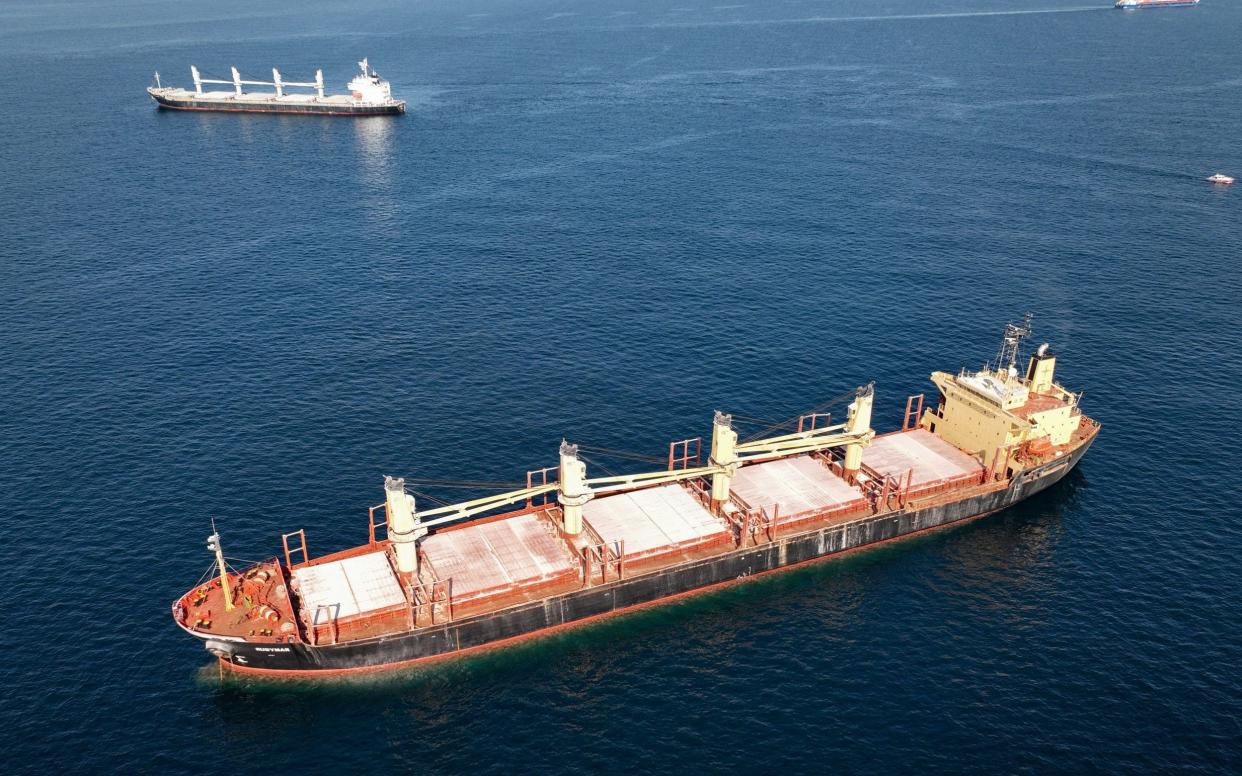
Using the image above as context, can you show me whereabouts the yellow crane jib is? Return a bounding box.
[401,385,875,531]
[412,481,560,529]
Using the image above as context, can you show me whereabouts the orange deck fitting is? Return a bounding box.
[583,483,731,562]
[862,429,984,495]
[419,511,579,604]
[730,455,867,525]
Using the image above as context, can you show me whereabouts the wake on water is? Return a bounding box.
[641,6,1111,30]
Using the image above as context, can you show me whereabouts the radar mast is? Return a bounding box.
[994,312,1033,376]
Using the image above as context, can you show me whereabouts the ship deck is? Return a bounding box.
[174,421,1095,649]
[420,510,580,605]
[862,429,985,497]
[729,454,868,530]
[582,483,732,563]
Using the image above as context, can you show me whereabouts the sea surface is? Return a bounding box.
[2,0,1240,772]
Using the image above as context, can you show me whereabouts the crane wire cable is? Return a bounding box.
[576,444,664,464]
[409,488,451,508]
[391,388,862,501]
[729,413,785,427]
[741,388,860,443]
[405,478,530,490]
[194,562,219,588]
[577,453,619,478]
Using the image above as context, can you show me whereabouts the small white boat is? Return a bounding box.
[1206,173,1235,185]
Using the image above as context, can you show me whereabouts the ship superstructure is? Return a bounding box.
[147,59,405,116]
[174,319,1098,674]
[925,315,1086,469]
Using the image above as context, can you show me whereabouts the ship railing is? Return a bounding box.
[526,466,558,508]
[743,505,776,546]
[798,412,833,433]
[889,469,913,509]
[728,490,754,514]
[583,540,624,585]
[281,529,309,569]
[410,577,452,627]
[857,475,881,509]
[815,448,885,488]
[722,491,751,538]
[367,502,387,545]
[721,491,775,547]
[902,394,925,431]
[856,468,911,512]
[682,476,713,511]
[311,603,339,646]
[667,437,702,470]
[576,509,603,543]
[860,461,888,486]
[812,447,852,479]
[812,447,834,473]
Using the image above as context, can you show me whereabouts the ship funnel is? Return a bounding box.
[384,476,424,576]
[1025,344,1057,394]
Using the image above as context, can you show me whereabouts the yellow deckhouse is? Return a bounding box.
[921,316,1086,473]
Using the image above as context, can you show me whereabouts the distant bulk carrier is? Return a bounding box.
[1114,0,1199,9]
[175,318,1099,675]
[147,59,404,116]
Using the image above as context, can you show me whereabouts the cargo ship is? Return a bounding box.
[174,318,1099,675]
[146,59,404,116]
[1115,0,1199,9]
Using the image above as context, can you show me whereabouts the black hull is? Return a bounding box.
[150,94,403,116]
[214,434,1095,674]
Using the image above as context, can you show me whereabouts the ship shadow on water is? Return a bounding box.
[201,468,1090,703]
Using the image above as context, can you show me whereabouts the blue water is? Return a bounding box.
[3,0,1241,772]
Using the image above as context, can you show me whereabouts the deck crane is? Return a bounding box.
[381,385,876,542]
[189,65,325,98]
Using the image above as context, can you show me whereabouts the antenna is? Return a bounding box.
[994,312,1033,374]
[207,517,235,612]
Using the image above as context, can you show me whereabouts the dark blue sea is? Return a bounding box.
[2,0,1240,772]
